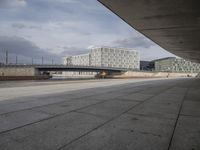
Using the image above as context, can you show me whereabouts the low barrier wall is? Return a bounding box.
[107,71,198,78]
[0,75,51,81]
[0,66,39,76]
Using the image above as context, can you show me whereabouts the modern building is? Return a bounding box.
[90,47,139,69]
[64,47,140,70]
[154,57,200,73]
[64,53,90,66]
[140,61,155,71]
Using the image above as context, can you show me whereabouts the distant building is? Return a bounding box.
[90,47,139,69]
[64,47,140,70]
[154,57,200,73]
[64,53,90,66]
[140,61,155,71]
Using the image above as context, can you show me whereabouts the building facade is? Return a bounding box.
[90,47,139,69]
[140,61,155,71]
[154,57,200,73]
[64,47,140,70]
[64,53,90,66]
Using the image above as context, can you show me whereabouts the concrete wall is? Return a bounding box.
[110,71,198,78]
[0,66,39,76]
[53,73,96,79]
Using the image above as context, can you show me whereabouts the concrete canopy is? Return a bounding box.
[99,0,200,62]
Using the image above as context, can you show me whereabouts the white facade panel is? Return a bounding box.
[155,57,200,73]
[64,53,90,66]
[63,47,140,70]
[90,47,139,69]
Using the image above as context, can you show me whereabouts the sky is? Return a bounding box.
[0,0,176,64]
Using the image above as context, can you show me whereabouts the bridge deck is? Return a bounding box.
[0,65,129,72]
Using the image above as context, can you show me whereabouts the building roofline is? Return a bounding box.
[152,57,176,62]
[90,46,138,52]
[71,53,90,56]
[64,46,139,58]
[63,53,90,58]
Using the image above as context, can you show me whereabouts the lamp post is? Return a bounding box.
[5,50,8,65]
[16,55,18,64]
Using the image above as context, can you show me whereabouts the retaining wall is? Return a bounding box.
[0,66,39,76]
[108,71,198,78]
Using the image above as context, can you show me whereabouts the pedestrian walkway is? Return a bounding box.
[0,78,199,150]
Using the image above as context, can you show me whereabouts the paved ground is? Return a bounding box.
[0,78,199,150]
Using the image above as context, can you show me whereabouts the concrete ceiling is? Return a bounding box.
[99,0,200,62]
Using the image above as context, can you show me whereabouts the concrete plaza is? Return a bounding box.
[0,78,199,150]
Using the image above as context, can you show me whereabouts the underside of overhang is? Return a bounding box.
[99,0,200,62]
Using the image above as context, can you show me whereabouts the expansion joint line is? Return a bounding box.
[57,84,178,150]
[167,87,189,150]
[0,89,120,116]
[0,83,151,135]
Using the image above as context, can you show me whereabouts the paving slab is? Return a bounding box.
[138,86,169,95]
[0,78,161,101]
[128,101,180,119]
[169,116,200,150]
[0,96,66,115]
[0,78,199,150]
[163,87,188,94]
[118,93,154,102]
[89,92,127,100]
[62,113,175,150]
[0,86,125,115]
[0,112,106,150]
[185,88,200,102]
[181,101,200,117]
[0,110,51,133]
[32,97,105,115]
[76,100,139,119]
[149,93,184,104]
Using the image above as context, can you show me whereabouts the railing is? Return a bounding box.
[0,51,62,65]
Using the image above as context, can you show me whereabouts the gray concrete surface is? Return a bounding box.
[99,0,200,62]
[0,78,199,150]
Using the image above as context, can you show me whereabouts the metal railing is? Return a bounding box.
[0,50,62,65]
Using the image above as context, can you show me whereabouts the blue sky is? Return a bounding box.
[0,0,175,64]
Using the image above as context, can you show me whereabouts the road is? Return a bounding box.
[0,78,199,150]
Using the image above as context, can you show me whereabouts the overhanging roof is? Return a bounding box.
[99,0,200,62]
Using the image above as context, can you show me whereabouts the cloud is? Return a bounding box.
[110,36,176,61]
[11,23,25,29]
[113,36,155,49]
[11,23,41,30]
[0,0,27,9]
[0,36,62,64]
[61,46,89,56]
[0,0,176,62]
